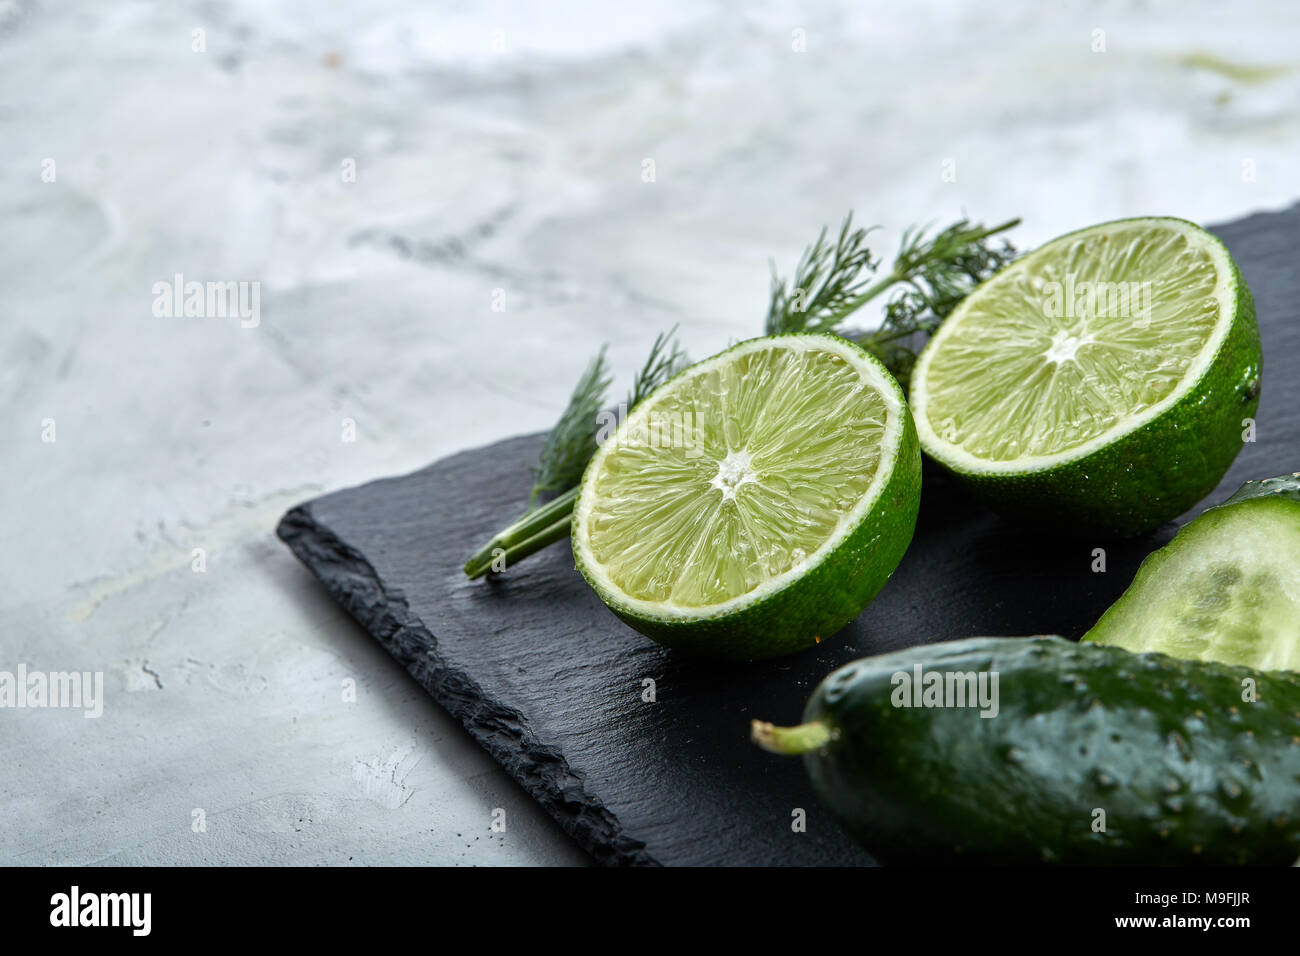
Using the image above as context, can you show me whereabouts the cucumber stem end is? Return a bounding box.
[750,719,833,755]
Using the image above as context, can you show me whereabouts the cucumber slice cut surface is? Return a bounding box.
[1085,474,1300,672]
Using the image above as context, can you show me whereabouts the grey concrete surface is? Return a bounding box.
[2,0,1299,864]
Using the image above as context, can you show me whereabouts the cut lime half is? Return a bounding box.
[910,216,1260,536]
[572,333,921,660]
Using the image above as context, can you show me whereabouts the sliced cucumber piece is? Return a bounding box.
[1085,472,1300,672]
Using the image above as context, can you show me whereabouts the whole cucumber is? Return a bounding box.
[753,636,1300,864]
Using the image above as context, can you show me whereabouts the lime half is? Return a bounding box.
[1086,473,1300,672]
[572,333,921,660]
[910,217,1261,536]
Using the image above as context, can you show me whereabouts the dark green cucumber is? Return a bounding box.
[754,636,1300,865]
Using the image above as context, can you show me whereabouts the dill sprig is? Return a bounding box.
[767,214,1020,389]
[627,324,689,409]
[527,346,613,508]
[764,214,879,336]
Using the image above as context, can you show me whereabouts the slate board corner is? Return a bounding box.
[276,498,660,867]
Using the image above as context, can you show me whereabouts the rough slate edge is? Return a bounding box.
[276,506,656,867]
[278,201,1299,867]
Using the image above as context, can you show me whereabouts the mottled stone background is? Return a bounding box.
[2,0,1298,864]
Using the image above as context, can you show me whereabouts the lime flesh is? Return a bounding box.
[587,342,889,605]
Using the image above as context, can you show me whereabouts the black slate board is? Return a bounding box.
[278,204,1300,866]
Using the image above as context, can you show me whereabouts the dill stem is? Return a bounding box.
[823,217,1022,330]
[464,486,578,579]
[824,272,903,328]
